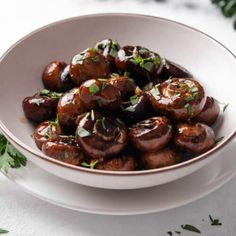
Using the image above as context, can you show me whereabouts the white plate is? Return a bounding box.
[4,141,236,215]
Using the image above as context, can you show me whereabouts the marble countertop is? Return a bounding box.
[1,0,236,235]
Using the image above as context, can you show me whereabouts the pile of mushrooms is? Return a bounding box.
[22,39,220,171]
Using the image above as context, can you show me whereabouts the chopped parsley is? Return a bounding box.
[181,224,201,234]
[185,85,199,102]
[149,84,161,100]
[223,103,229,112]
[209,215,222,226]
[142,62,154,72]
[215,136,224,144]
[130,95,139,105]
[184,103,193,116]
[124,105,136,112]
[81,160,99,169]
[89,83,100,95]
[40,89,63,99]
[110,41,119,57]
[77,127,91,138]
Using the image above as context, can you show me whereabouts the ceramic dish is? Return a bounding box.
[0,13,236,189]
[4,141,236,215]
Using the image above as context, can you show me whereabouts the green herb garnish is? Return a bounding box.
[167,232,172,236]
[215,136,224,144]
[81,160,99,169]
[130,95,139,105]
[89,83,100,95]
[124,104,136,112]
[181,224,201,234]
[0,229,9,234]
[149,84,161,100]
[175,231,181,234]
[124,71,131,78]
[40,89,63,99]
[142,62,154,72]
[223,103,229,112]
[0,134,27,173]
[110,41,119,57]
[77,127,91,138]
[91,55,100,63]
[184,103,193,116]
[209,215,222,226]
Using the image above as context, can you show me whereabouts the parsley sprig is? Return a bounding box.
[212,0,236,29]
[0,134,27,173]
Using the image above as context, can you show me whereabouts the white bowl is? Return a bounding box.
[0,13,235,190]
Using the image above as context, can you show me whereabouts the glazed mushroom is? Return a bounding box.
[34,120,62,150]
[115,46,164,87]
[42,61,74,92]
[95,39,120,71]
[108,74,136,100]
[79,79,121,110]
[121,93,154,124]
[129,116,173,152]
[70,48,109,86]
[193,96,220,126]
[141,147,181,169]
[148,78,206,120]
[42,136,84,165]
[175,122,216,153]
[22,90,62,123]
[159,60,192,79]
[57,88,87,133]
[76,111,127,159]
[95,154,136,171]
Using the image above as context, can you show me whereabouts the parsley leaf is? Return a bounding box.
[0,229,9,234]
[130,95,139,105]
[0,134,27,173]
[81,160,99,169]
[40,89,63,99]
[181,224,201,233]
[89,83,100,95]
[184,103,193,116]
[209,215,222,226]
[149,84,161,100]
[223,103,229,112]
[215,136,224,144]
[77,127,91,138]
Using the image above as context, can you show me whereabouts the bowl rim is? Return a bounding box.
[0,13,236,176]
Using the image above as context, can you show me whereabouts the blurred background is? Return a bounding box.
[0,0,236,55]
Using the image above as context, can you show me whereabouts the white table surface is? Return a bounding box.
[1,0,236,235]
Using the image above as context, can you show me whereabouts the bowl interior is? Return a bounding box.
[0,14,235,168]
